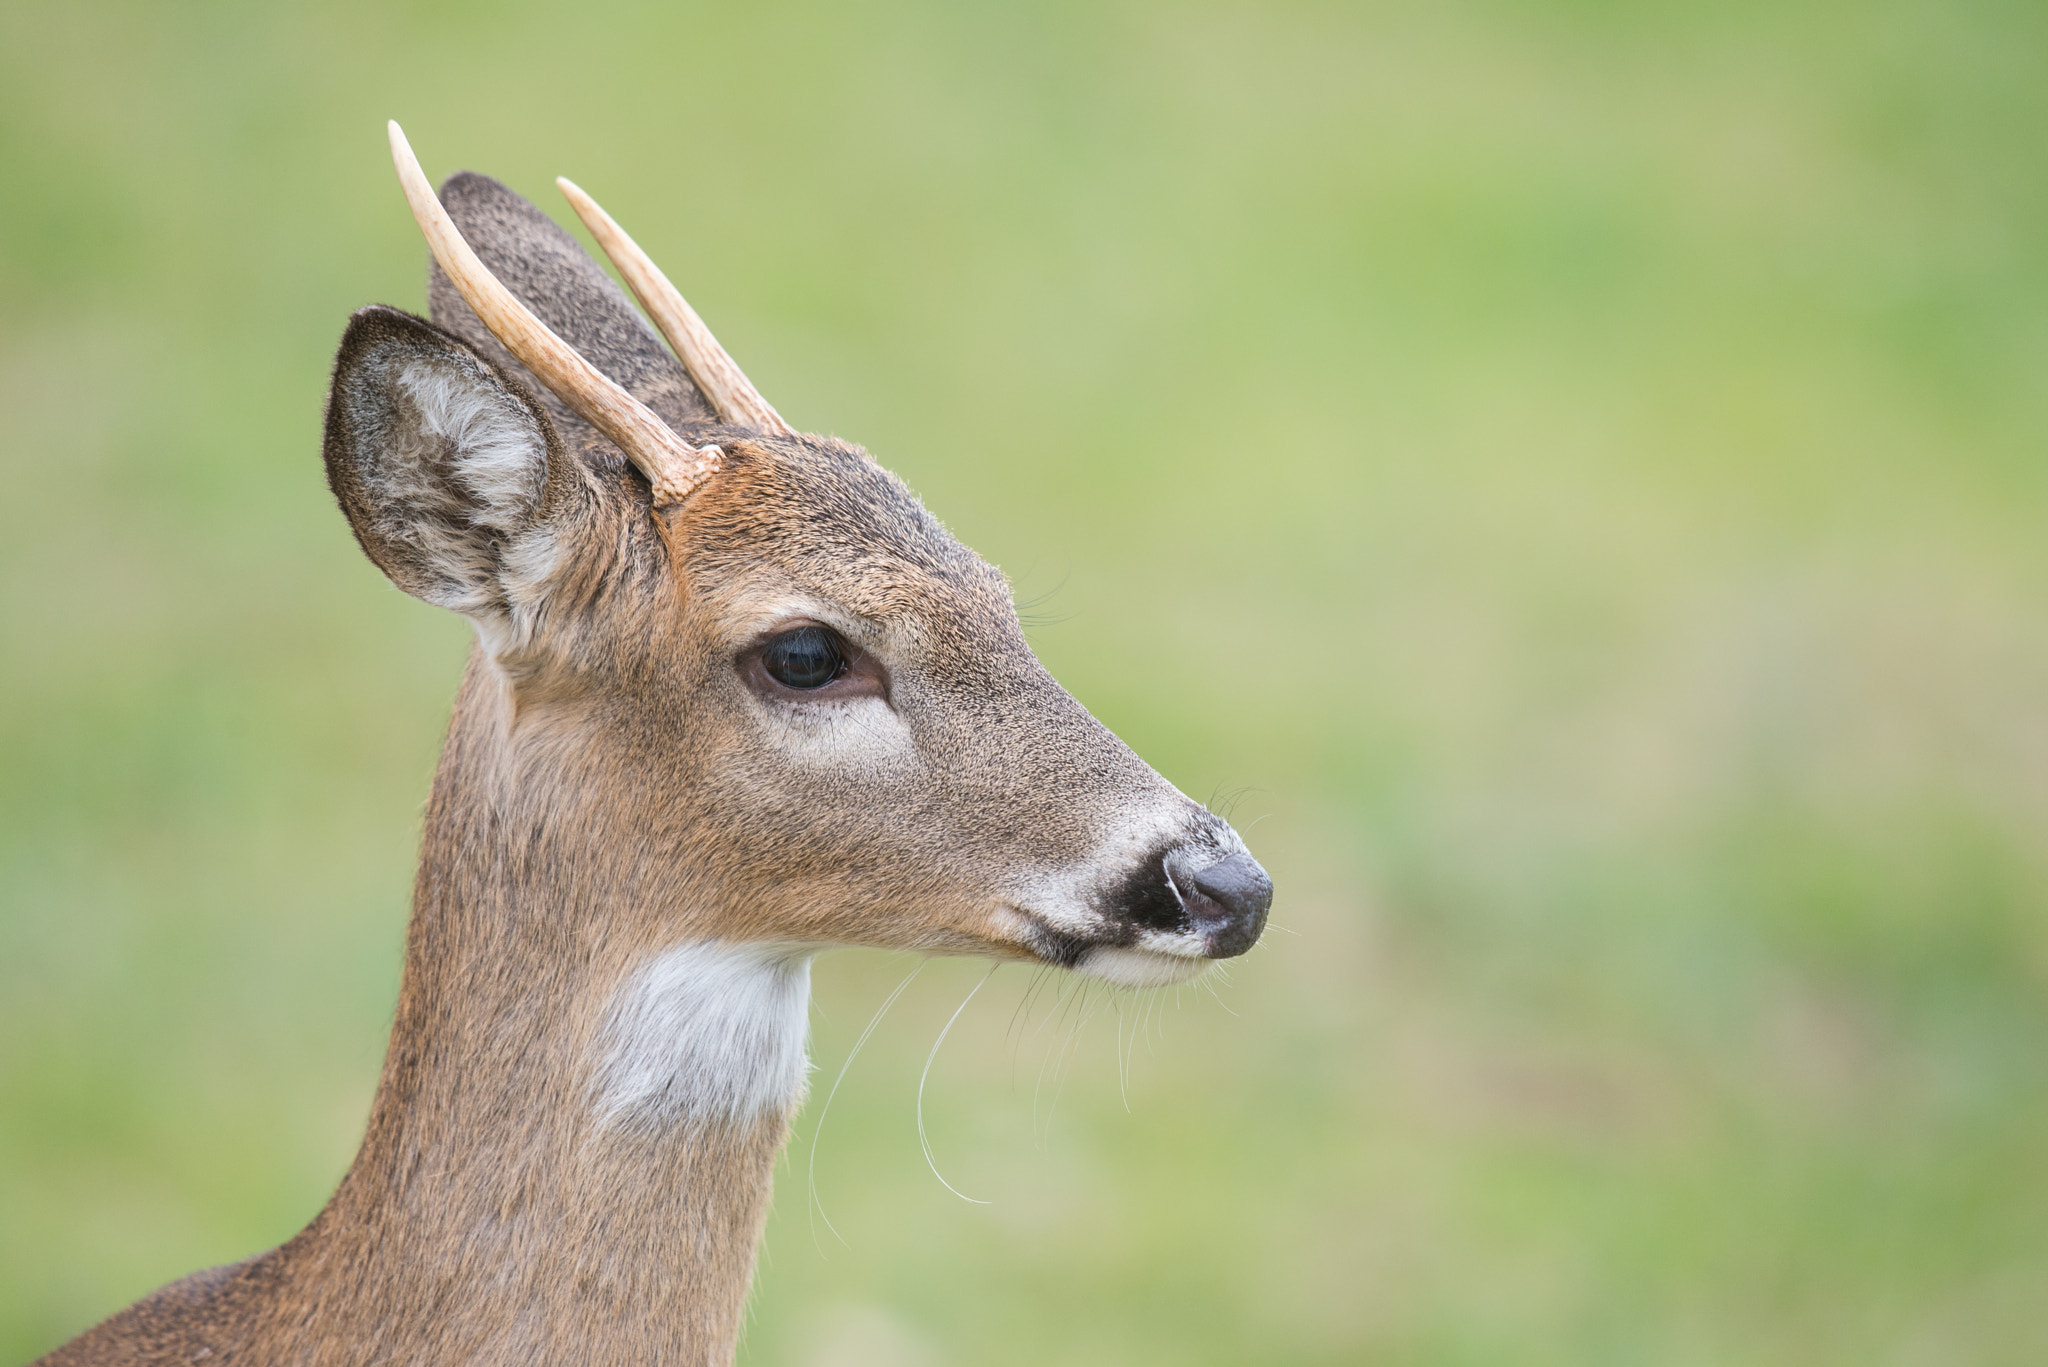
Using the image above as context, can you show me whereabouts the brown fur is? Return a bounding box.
[39,173,1266,1366]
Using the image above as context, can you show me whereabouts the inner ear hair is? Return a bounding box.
[323,305,565,619]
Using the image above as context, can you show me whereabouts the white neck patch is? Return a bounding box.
[593,941,815,1128]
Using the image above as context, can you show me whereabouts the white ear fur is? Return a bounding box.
[394,359,549,543]
[391,356,562,650]
[326,309,565,648]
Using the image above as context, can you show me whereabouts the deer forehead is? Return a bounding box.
[691,567,1016,657]
[673,445,1019,654]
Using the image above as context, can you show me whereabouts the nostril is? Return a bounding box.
[1186,852,1273,923]
[1180,851,1272,958]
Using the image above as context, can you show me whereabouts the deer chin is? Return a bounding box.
[1073,944,1215,988]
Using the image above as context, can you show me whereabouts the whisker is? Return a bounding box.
[1044,983,1098,1135]
[1197,969,1240,1017]
[1205,784,1254,820]
[1014,572,1073,630]
[1122,1000,1138,1114]
[1030,973,1093,1142]
[1007,964,1058,1089]
[807,959,924,1251]
[918,966,996,1205]
[1008,962,1057,1043]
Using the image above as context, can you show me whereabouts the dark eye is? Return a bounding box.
[761,626,848,689]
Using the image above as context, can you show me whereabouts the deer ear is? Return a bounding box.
[323,305,566,624]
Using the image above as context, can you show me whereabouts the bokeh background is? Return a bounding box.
[4,0,2047,1362]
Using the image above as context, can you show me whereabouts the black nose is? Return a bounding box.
[1181,852,1273,959]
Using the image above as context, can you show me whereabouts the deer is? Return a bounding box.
[36,123,1272,1367]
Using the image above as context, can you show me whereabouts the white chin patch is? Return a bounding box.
[1075,945,1214,988]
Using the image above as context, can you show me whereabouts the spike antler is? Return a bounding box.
[555,177,793,437]
[385,121,723,506]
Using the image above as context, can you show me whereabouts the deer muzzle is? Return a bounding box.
[1040,830,1274,987]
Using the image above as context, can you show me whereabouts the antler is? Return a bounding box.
[555,177,793,437]
[385,121,722,507]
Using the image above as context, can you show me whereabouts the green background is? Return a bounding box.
[4,1,2047,1362]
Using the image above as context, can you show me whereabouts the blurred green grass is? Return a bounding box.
[4,0,2047,1362]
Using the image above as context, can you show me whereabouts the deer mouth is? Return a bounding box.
[994,906,1220,987]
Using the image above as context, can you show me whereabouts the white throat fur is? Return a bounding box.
[595,941,815,1127]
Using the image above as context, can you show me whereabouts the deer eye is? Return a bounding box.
[761,626,848,689]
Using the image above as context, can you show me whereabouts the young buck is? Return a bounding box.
[39,123,1271,1367]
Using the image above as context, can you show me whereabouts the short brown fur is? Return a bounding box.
[40,171,1267,1366]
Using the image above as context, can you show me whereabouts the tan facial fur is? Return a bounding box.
[37,162,1269,1367]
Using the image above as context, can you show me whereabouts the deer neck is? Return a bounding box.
[290,652,806,1367]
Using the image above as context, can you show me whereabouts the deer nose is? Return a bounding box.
[1180,852,1272,959]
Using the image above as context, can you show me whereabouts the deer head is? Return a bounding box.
[329,124,1270,1029]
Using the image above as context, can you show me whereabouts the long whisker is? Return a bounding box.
[917,966,996,1205]
[1030,974,1082,1143]
[1115,996,1127,1111]
[1198,967,1240,1017]
[1007,963,1058,1093]
[1008,962,1056,1042]
[1043,982,1098,1137]
[807,959,924,1250]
